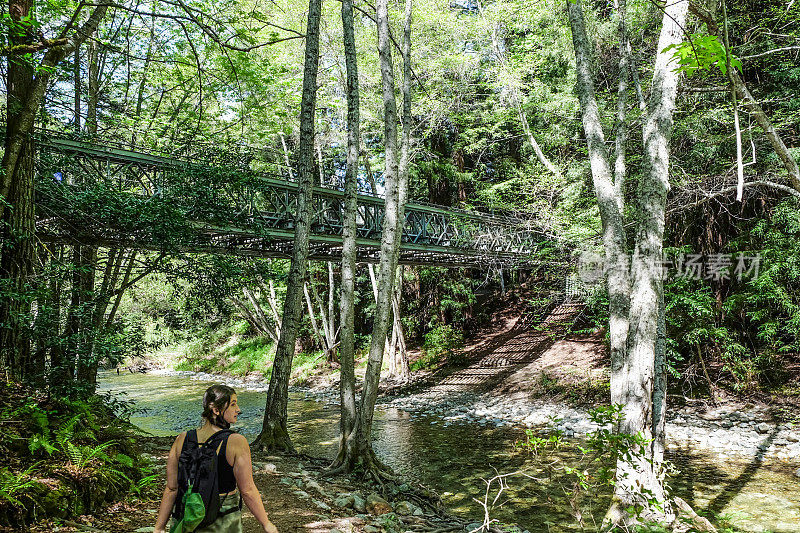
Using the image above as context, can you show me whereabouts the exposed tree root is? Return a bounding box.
[251,418,295,454]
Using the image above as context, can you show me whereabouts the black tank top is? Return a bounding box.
[194,430,237,493]
[217,434,236,493]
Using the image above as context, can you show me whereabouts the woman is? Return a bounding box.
[154,384,279,533]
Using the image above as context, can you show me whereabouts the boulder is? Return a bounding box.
[756,422,771,434]
[366,492,393,515]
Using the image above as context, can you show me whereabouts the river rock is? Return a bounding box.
[306,479,327,496]
[334,493,355,509]
[394,500,416,515]
[313,498,331,511]
[366,492,393,515]
[134,528,155,533]
[353,492,367,513]
[794,467,800,479]
[756,422,771,434]
[787,433,800,443]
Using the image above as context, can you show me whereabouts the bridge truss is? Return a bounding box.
[31,129,552,268]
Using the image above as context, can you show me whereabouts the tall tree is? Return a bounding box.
[1,0,110,379]
[330,0,360,469]
[335,0,414,478]
[567,0,688,525]
[252,0,322,452]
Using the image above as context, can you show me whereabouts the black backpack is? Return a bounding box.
[172,429,238,530]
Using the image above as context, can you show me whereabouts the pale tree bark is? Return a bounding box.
[391,0,412,381]
[481,12,561,179]
[253,0,321,453]
[330,0,360,471]
[568,0,631,441]
[612,0,687,522]
[568,0,688,525]
[390,266,409,378]
[347,0,403,479]
[304,282,326,349]
[230,287,279,343]
[304,279,338,359]
[265,279,283,340]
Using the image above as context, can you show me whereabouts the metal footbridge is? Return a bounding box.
[30,128,550,267]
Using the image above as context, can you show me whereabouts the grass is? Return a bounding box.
[172,321,276,377]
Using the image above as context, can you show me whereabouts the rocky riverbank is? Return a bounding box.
[151,368,800,469]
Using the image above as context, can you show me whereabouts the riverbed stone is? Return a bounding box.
[756,422,771,434]
[334,494,355,509]
[366,492,393,515]
[313,498,332,510]
[794,467,800,479]
[394,500,416,515]
[353,493,367,513]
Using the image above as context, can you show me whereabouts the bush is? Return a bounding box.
[413,325,465,370]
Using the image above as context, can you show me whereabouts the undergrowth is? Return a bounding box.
[0,381,153,528]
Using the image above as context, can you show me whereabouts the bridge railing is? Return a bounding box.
[28,127,548,266]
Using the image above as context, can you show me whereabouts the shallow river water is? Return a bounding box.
[97,371,800,532]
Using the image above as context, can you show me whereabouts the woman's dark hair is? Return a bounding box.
[202,384,236,429]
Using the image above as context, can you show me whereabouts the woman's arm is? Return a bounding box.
[154,433,184,533]
[229,434,278,533]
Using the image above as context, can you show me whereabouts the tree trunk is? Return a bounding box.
[0,0,36,380]
[568,0,687,525]
[347,0,403,477]
[391,266,409,378]
[253,0,322,453]
[331,0,360,469]
[567,0,631,441]
[612,2,686,521]
[75,246,97,390]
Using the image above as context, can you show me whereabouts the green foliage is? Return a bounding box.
[0,465,39,508]
[414,325,465,370]
[663,34,742,77]
[516,406,672,526]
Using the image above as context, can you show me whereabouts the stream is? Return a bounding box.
[97,371,800,532]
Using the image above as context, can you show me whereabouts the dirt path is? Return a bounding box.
[15,437,466,533]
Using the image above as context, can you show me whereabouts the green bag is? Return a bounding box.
[170,485,206,533]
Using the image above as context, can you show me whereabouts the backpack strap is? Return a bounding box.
[198,429,234,449]
[185,429,198,448]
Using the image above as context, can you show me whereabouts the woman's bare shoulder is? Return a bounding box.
[170,431,188,452]
[228,432,249,448]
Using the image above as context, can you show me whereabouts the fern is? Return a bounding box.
[0,465,39,508]
[28,433,57,456]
